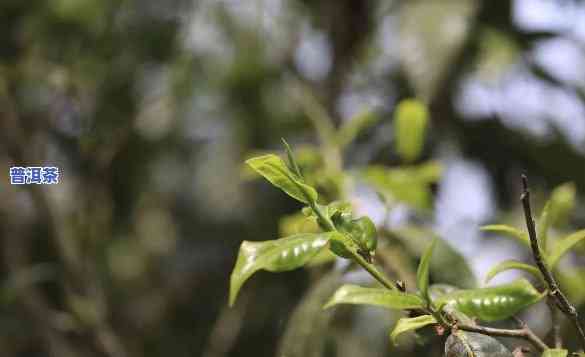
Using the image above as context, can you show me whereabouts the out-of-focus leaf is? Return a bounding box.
[538,201,552,252]
[362,162,442,210]
[558,269,585,306]
[445,330,513,357]
[392,228,477,288]
[399,0,479,102]
[229,232,337,306]
[481,225,530,248]
[323,285,425,310]
[417,238,437,302]
[435,279,544,322]
[389,315,437,345]
[246,154,318,204]
[337,110,380,148]
[549,182,576,228]
[279,212,320,237]
[277,271,342,357]
[394,99,429,162]
[547,229,585,268]
[484,260,543,284]
[541,349,568,357]
[1,263,56,305]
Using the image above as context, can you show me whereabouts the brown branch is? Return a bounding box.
[521,174,585,351]
[457,323,548,352]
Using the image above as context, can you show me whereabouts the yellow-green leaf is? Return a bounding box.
[435,279,544,322]
[484,260,543,284]
[246,154,318,204]
[481,225,530,248]
[390,315,437,345]
[417,238,437,302]
[394,99,429,162]
[229,232,337,306]
[549,182,576,227]
[547,229,585,268]
[542,349,568,357]
[323,284,425,310]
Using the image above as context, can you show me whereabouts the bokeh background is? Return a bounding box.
[1,0,585,356]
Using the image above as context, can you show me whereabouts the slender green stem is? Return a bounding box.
[348,249,398,291]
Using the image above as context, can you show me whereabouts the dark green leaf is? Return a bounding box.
[481,225,530,248]
[323,284,425,310]
[547,229,585,268]
[389,315,437,345]
[435,279,544,321]
[246,154,318,204]
[229,232,337,306]
[417,238,437,302]
[394,99,429,162]
[484,260,543,284]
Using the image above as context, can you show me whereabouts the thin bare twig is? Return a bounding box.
[457,323,548,352]
[521,174,585,351]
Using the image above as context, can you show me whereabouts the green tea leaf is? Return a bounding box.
[229,232,337,306]
[337,110,380,147]
[480,225,530,248]
[246,154,318,204]
[389,315,437,345]
[394,99,429,162]
[417,238,437,302]
[542,349,568,357]
[435,279,544,321]
[323,285,425,310]
[547,229,585,268]
[281,138,303,178]
[484,260,543,284]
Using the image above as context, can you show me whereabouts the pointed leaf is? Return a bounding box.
[417,238,437,302]
[323,284,425,310]
[481,225,530,248]
[229,232,336,306]
[547,229,585,268]
[394,99,429,162]
[484,260,543,284]
[542,349,568,357]
[281,138,303,178]
[435,279,544,321]
[390,315,437,345]
[246,154,318,204]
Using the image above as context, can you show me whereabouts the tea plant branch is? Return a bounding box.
[456,322,548,352]
[521,175,585,351]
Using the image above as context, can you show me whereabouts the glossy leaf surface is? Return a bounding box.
[436,279,544,321]
[547,229,585,268]
[229,232,336,306]
[389,315,436,345]
[394,99,429,162]
[481,225,530,248]
[323,284,425,310]
[417,238,437,302]
[484,259,542,284]
[246,154,318,204]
